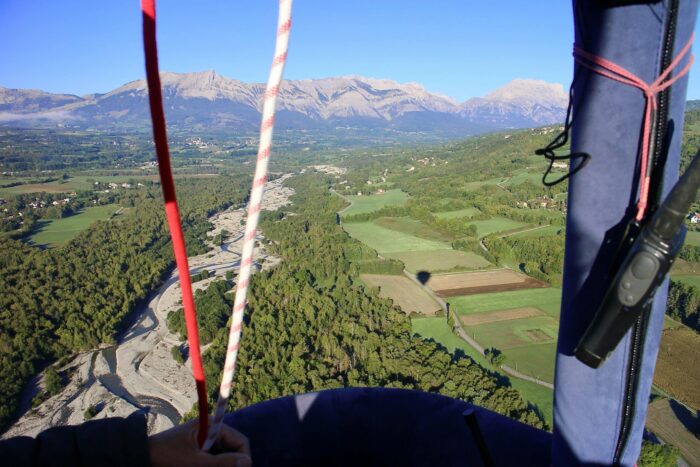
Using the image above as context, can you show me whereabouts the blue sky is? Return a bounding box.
[1,1,699,101]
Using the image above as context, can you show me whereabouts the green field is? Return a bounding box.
[341,189,409,216]
[374,217,450,241]
[507,225,564,238]
[501,172,543,186]
[343,221,450,254]
[29,204,120,247]
[384,250,491,273]
[663,315,683,330]
[435,208,481,219]
[505,343,557,383]
[466,315,559,351]
[468,217,528,237]
[673,274,700,288]
[449,288,562,318]
[411,316,553,424]
[685,230,700,246]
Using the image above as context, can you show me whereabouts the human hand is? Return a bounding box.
[149,418,251,467]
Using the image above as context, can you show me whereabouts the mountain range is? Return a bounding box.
[0,72,568,136]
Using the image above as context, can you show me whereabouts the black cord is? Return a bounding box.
[535,75,591,187]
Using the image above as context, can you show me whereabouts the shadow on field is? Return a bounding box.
[669,399,700,436]
[416,270,431,285]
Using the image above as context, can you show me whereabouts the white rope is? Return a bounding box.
[203,0,292,450]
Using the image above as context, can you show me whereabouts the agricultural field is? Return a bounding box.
[342,221,450,254]
[507,225,564,239]
[29,204,121,247]
[411,316,554,425]
[360,274,441,315]
[672,274,700,289]
[434,208,481,219]
[501,172,543,186]
[374,217,451,241]
[427,270,549,298]
[447,286,562,318]
[341,189,408,216]
[653,327,700,410]
[685,230,700,246]
[384,250,491,273]
[468,217,527,237]
[645,398,700,466]
[443,286,564,384]
[461,313,559,383]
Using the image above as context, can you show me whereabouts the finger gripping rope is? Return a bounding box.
[203,0,294,451]
[141,0,210,447]
[573,34,694,221]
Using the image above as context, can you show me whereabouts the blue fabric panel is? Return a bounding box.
[553,1,697,465]
[226,387,551,466]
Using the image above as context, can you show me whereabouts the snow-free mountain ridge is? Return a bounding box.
[0,71,567,134]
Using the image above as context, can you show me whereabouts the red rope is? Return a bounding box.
[141,0,209,447]
[573,34,694,221]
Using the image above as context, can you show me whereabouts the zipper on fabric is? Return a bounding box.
[648,0,679,206]
[612,1,679,464]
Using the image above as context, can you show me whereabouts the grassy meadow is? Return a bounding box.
[341,189,408,216]
[29,204,120,247]
[448,287,562,318]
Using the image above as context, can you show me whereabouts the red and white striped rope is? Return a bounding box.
[203,0,293,451]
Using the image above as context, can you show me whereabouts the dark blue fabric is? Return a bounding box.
[226,387,551,466]
[553,1,697,465]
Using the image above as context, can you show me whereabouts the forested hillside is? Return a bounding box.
[199,174,546,429]
[0,175,249,429]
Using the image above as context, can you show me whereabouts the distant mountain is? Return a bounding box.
[0,72,568,135]
[460,79,568,127]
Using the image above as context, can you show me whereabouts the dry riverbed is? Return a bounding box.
[4,174,294,438]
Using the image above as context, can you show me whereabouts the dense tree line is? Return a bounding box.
[168,279,234,345]
[0,175,249,429]
[483,233,566,284]
[666,280,699,332]
[201,174,546,430]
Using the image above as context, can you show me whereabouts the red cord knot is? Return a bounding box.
[573,33,694,221]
